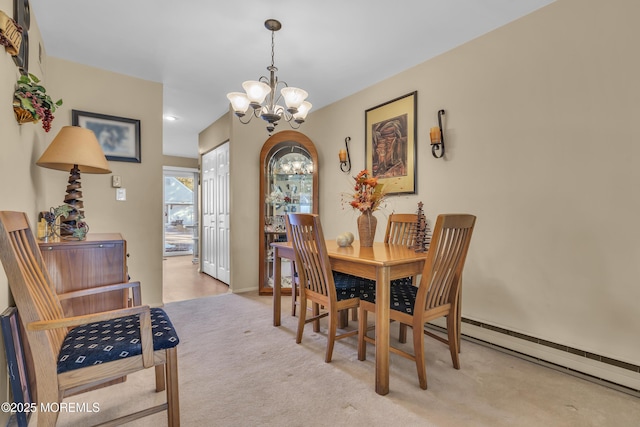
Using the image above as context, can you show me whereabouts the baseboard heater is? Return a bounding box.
[426,318,640,397]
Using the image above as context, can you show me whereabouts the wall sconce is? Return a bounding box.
[339,136,351,172]
[430,109,446,158]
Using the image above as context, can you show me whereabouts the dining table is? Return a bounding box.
[271,239,427,395]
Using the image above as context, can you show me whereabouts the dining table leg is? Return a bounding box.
[375,266,391,395]
[273,247,282,327]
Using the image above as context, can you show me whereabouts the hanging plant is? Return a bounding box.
[13,73,63,132]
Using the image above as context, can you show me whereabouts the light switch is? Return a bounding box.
[112,175,122,188]
[116,188,126,201]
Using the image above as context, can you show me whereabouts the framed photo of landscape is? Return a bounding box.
[365,91,417,194]
[72,110,141,163]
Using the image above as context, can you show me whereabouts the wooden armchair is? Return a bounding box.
[357,214,476,389]
[0,211,180,426]
[285,213,373,362]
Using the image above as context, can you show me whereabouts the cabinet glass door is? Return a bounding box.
[259,131,318,295]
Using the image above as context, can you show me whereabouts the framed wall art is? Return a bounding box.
[365,91,417,194]
[1,307,32,427]
[72,110,141,163]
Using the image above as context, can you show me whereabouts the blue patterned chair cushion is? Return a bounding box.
[332,272,376,301]
[359,283,418,315]
[57,307,179,374]
[333,271,413,289]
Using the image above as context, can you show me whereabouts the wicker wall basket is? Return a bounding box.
[13,98,38,124]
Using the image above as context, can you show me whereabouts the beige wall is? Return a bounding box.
[208,0,639,367]
[164,155,198,169]
[42,57,165,305]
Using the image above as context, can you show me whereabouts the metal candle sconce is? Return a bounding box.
[339,136,351,172]
[430,109,445,158]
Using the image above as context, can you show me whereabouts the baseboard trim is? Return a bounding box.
[426,318,640,397]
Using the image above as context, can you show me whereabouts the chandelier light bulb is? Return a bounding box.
[281,87,308,111]
[293,101,312,122]
[226,92,251,115]
[242,81,271,104]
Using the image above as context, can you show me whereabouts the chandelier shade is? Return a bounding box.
[226,19,311,134]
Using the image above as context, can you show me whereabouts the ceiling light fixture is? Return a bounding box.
[226,19,312,135]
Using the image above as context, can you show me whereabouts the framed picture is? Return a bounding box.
[72,110,141,163]
[365,91,417,194]
[1,307,32,427]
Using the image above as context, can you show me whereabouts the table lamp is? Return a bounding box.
[36,126,111,237]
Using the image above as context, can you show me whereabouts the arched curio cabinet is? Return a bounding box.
[259,131,318,295]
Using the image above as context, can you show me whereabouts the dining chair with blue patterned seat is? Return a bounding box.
[286,213,373,363]
[357,213,476,390]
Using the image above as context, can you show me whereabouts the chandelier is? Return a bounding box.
[226,19,312,134]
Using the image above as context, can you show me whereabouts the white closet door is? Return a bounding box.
[201,142,230,282]
[215,143,230,283]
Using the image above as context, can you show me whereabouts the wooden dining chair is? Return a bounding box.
[357,213,476,389]
[384,213,419,247]
[285,213,374,363]
[0,211,180,426]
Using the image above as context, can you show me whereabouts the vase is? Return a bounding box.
[357,210,377,247]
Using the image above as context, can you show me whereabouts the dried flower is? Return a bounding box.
[342,169,387,213]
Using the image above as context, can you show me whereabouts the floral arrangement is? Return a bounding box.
[14,73,63,132]
[343,169,387,213]
[43,205,89,240]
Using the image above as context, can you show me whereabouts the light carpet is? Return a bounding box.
[54,292,640,426]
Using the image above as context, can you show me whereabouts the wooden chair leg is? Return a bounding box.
[357,306,368,361]
[325,308,338,363]
[339,309,348,328]
[291,262,298,316]
[399,323,408,343]
[296,294,307,343]
[291,281,298,316]
[447,310,460,369]
[312,302,320,332]
[37,378,61,427]
[165,347,180,427]
[413,322,427,390]
[155,364,166,392]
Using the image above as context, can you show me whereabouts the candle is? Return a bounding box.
[430,127,440,144]
[339,149,347,162]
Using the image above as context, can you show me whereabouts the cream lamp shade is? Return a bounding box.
[36,126,111,173]
[36,126,111,238]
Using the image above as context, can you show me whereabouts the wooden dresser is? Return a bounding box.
[38,233,129,317]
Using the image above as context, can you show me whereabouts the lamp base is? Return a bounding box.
[60,165,86,238]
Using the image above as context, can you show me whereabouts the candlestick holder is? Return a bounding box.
[430,109,446,158]
[339,136,352,172]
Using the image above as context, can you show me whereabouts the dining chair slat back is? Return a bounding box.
[358,213,476,390]
[384,213,419,247]
[286,213,362,363]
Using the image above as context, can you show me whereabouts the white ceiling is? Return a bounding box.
[30,0,555,158]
